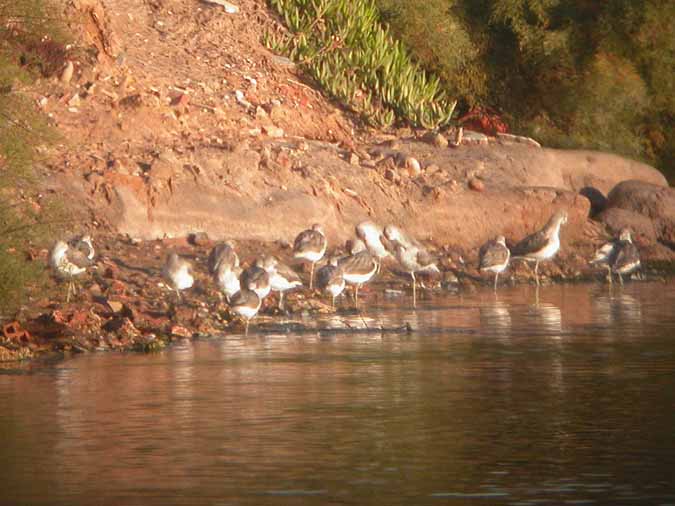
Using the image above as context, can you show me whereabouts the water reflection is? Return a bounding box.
[1,281,675,506]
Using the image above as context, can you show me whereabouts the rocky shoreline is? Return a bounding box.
[2,225,673,363]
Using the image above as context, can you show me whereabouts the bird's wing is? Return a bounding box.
[415,247,437,268]
[613,242,640,272]
[276,261,302,283]
[65,246,93,269]
[480,242,509,269]
[339,252,376,275]
[511,230,546,257]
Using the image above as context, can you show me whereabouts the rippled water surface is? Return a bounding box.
[2,282,675,506]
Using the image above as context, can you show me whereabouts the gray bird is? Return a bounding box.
[479,235,510,290]
[511,210,568,285]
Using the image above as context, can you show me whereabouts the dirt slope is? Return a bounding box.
[32,0,671,262]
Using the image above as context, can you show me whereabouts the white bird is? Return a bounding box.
[316,256,346,308]
[590,228,633,285]
[293,223,327,289]
[383,225,440,307]
[49,235,95,303]
[337,239,378,308]
[260,255,302,310]
[162,252,194,301]
[240,258,271,300]
[209,242,241,301]
[611,229,640,285]
[229,288,261,336]
[355,221,390,272]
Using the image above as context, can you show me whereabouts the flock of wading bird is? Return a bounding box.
[50,209,641,334]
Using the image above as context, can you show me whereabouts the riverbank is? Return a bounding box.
[1,230,673,363]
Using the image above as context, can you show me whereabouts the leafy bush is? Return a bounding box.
[0,0,67,317]
[376,0,674,181]
[264,0,456,128]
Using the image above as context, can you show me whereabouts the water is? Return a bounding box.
[2,282,675,506]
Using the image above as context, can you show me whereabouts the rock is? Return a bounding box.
[235,90,252,109]
[469,177,485,192]
[496,132,541,148]
[424,131,448,148]
[255,106,268,119]
[170,325,192,338]
[385,168,400,184]
[262,124,284,138]
[602,180,675,248]
[348,152,360,166]
[201,0,239,12]
[188,231,210,246]
[579,186,608,216]
[60,61,74,84]
[404,156,421,177]
[148,151,180,180]
[462,129,489,145]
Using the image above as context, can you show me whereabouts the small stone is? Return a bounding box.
[469,177,485,192]
[202,0,239,12]
[384,168,400,184]
[60,61,74,84]
[262,124,284,138]
[404,156,421,177]
[497,132,541,148]
[170,325,192,338]
[170,93,189,107]
[424,131,448,148]
[188,231,210,246]
[462,129,489,145]
[348,152,360,165]
[425,163,441,175]
[255,106,268,119]
[67,94,81,107]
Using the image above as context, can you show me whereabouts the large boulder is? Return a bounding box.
[599,180,675,249]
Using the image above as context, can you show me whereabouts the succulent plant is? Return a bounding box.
[264,0,456,128]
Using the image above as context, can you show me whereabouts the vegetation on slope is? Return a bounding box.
[376,0,674,180]
[0,0,66,317]
[264,0,456,128]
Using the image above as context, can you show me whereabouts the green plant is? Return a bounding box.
[0,0,67,317]
[264,0,456,128]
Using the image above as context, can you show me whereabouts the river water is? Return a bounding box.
[1,282,675,506]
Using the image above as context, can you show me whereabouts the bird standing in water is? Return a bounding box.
[260,255,302,310]
[316,257,346,308]
[511,210,568,286]
[479,235,510,291]
[338,240,377,309]
[384,225,439,307]
[293,224,327,290]
[229,288,261,336]
[611,229,640,285]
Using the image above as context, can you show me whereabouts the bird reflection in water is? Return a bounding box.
[593,289,643,330]
[528,286,563,336]
[479,298,512,339]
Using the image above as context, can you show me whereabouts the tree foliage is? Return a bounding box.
[0,0,67,317]
[376,0,675,181]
